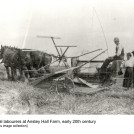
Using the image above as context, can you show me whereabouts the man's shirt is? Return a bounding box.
[121,56,134,68]
[115,44,124,56]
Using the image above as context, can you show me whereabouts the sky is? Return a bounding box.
[0,0,134,60]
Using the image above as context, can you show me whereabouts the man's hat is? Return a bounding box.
[114,37,119,42]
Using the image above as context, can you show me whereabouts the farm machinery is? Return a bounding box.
[22,36,123,95]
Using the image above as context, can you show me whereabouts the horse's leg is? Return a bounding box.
[21,65,28,79]
[19,68,29,82]
[45,65,51,73]
[44,55,52,73]
[19,69,23,80]
[11,67,15,81]
[28,66,33,78]
[25,65,33,78]
[5,66,10,80]
[24,69,29,78]
[23,65,33,78]
[14,69,18,80]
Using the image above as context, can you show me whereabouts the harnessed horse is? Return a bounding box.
[0,45,25,80]
[20,50,54,78]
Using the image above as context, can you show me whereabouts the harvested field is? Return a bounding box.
[0,74,134,114]
[0,64,134,115]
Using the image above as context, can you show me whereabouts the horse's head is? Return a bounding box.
[0,45,5,59]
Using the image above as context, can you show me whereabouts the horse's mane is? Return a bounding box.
[1,45,57,58]
[1,45,22,58]
[2,45,19,50]
[30,49,53,56]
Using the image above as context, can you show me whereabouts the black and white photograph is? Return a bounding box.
[0,0,134,119]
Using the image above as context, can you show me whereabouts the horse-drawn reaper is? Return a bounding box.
[0,36,124,95]
[27,48,114,94]
[25,35,123,95]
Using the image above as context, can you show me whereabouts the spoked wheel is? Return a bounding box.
[64,76,75,93]
[52,76,75,94]
[55,77,66,94]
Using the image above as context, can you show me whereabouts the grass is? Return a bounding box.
[0,64,134,114]
[0,79,134,114]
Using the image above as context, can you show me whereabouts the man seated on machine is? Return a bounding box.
[101,37,124,73]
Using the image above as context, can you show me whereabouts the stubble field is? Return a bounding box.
[0,64,134,115]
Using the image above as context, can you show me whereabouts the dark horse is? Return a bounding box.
[21,50,53,78]
[30,51,52,72]
[0,45,25,80]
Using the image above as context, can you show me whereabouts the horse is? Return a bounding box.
[29,51,52,72]
[0,45,25,80]
[21,50,53,78]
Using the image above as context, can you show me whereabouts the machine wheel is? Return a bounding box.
[64,76,75,93]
